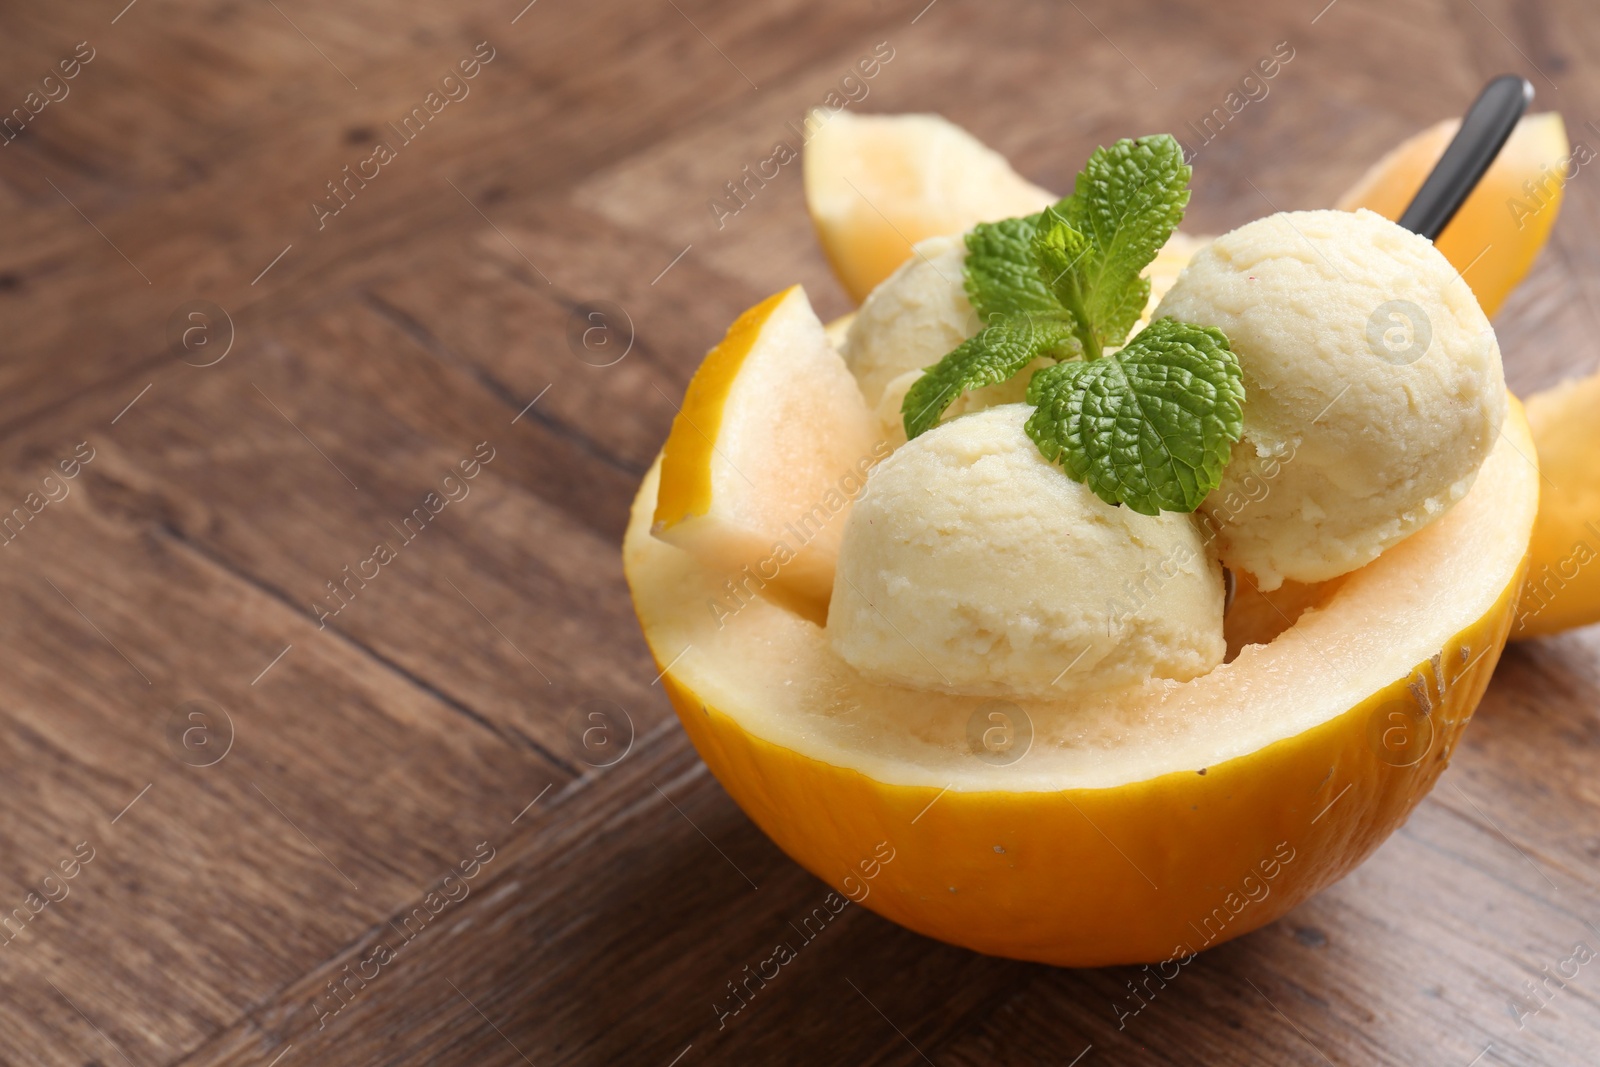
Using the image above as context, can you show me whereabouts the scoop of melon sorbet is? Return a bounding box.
[1156,208,1507,590]
[828,404,1226,699]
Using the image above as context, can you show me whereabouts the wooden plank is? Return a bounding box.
[0,428,558,1063]
[90,292,665,760]
[364,201,766,475]
[0,0,912,430]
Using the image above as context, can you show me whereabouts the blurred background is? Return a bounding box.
[0,0,1596,1064]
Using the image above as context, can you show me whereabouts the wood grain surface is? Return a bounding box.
[0,0,1598,1063]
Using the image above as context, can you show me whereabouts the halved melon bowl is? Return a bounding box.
[624,108,1574,967]
[625,400,1536,966]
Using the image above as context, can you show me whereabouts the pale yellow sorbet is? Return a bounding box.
[842,233,977,408]
[828,405,1226,699]
[1155,208,1507,590]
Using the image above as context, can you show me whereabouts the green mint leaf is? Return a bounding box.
[1029,208,1100,359]
[903,317,1078,440]
[1090,274,1152,352]
[1057,135,1190,350]
[963,215,1060,322]
[1024,317,1243,515]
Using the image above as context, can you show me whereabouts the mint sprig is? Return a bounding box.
[1025,319,1243,515]
[899,133,1244,515]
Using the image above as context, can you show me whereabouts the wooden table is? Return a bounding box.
[0,0,1597,1063]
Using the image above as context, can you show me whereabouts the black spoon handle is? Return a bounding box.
[1397,74,1534,240]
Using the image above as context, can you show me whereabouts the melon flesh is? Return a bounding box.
[805,112,1056,302]
[628,400,1538,791]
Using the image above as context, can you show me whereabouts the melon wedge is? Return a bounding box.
[1516,373,1600,636]
[653,286,881,608]
[1337,112,1569,317]
[627,398,1537,967]
[805,112,1055,302]
[823,311,855,352]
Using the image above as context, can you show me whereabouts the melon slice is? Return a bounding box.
[822,311,855,352]
[1516,373,1600,636]
[652,286,881,608]
[627,398,1537,966]
[1337,112,1569,317]
[805,112,1055,302]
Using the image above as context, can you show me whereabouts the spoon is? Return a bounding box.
[1397,74,1534,240]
